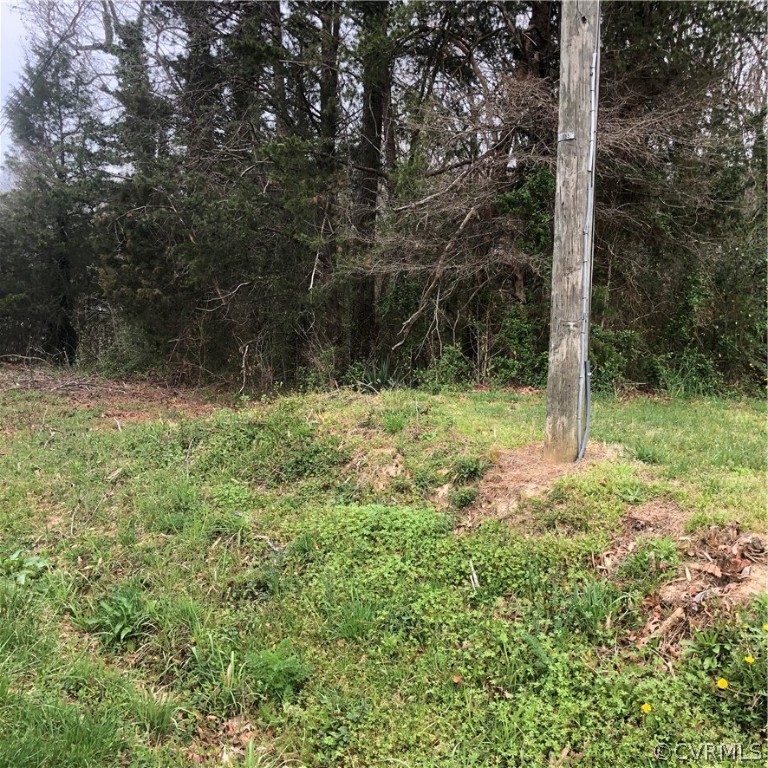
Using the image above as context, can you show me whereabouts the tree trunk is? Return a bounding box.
[351,0,389,361]
[268,1,289,136]
[53,213,77,364]
[315,2,343,351]
[522,1,556,77]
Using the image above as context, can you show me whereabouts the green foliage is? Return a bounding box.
[80,318,166,378]
[245,645,312,701]
[590,327,644,392]
[0,33,110,362]
[196,407,348,487]
[619,537,680,583]
[630,443,669,466]
[0,550,50,586]
[326,594,382,641]
[186,634,310,715]
[565,579,624,637]
[129,691,178,743]
[490,307,548,387]
[452,455,489,483]
[681,598,768,732]
[289,530,320,562]
[497,168,555,256]
[349,357,403,393]
[448,486,478,509]
[416,345,473,391]
[653,350,725,397]
[0,0,761,396]
[229,564,285,602]
[78,586,155,650]
[380,409,407,434]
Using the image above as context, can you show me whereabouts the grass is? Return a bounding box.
[0,378,765,766]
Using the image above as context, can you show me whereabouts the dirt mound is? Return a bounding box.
[601,512,766,610]
[457,441,620,530]
[457,443,766,651]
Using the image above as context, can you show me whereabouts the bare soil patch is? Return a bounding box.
[662,524,765,606]
[603,510,766,607]
[597,498,689,572]
[348,446,409,493]
[0,364,225,425]
[456,440,621,530]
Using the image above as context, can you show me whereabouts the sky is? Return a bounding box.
[0,0,27,164]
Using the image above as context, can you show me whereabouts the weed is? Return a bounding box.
[229,564,285,602]
[350,357,403,393]
[415,345,473,391]
[289,531,318,562]
[680,598,768,732]
[653,350,724,397]
[129,690,178,743]
[381,409,408,434]
[329,597,381,641]
[565,579,624,636]
[203,509,249,543]
[614,480,647,504]
[0,583,41,656]
[140,477,202,534]
[77,586,155,651]
[631,443,668,465]
[0,550,50,585]
[186,634,309,715]
[452,455,489,483]
[449,487,478,509]
[245,645,311,700]
[619,537,679,582]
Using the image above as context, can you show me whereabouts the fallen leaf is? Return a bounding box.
[690,562,722,578]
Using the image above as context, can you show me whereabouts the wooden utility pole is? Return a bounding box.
[545,0,600,462]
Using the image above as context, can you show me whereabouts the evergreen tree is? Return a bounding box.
[0,37,105,360]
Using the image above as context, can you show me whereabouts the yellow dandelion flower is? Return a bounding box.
[744,656,755,664]
[716,678,729,689]
[641,703,652,714]
[763,624,768,632]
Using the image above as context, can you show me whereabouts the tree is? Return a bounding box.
[1,0,763,391]
[0,35,105,360]
[350,0,392,360]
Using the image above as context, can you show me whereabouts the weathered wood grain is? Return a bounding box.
[545,0,600,462]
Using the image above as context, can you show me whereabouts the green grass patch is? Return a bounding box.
[0,384,764,766]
